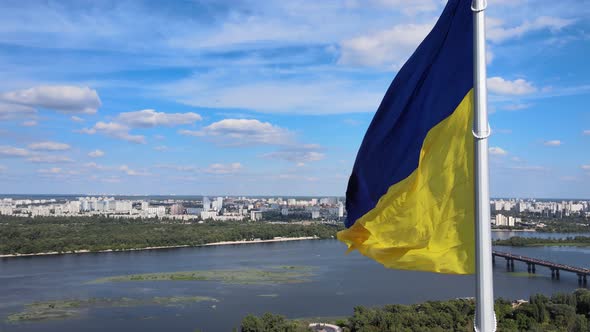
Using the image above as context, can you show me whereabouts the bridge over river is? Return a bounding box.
[493,250,589,285]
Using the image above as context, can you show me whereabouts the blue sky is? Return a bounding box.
[0,0,588,197]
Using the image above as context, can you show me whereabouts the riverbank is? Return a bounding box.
[0,236,319,258]
[493,236,590,247]
[496,242,590,247]
[0,217,341,256]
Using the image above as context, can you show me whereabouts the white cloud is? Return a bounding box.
[84,162,111,171]
[101,176,122,183]
[264,144,325,163]
[204,163,243,175]
[583,130,590,136]
[156,162,243,175]
[88,149,105,158]
[0,145,30,157]
[364,0,439,15]
[161,71,384,115]
[154,145,168,151]
[489,147,508,156]
[0,103,37,120]
[179,119,293,146]
[560,176,577,181]
[0,165,6,172]
[37,167,63,174]
[508,165,548,171]
[543,140,562,146]
[581,165,590,171]
[487,16,575,43]
[71,116,84,122]
[0,85,101,114]
[155,164,198,172]
[28,141,71,151]
[486,48,494,65]
[338,22,433,68]
[502,103,532,111]
[27,155,73,163]
[487,77,536,95]
[78,121,146,144]
[116,109,202,128]
[21,120,38,127]
[494,129,513,134]
[119,164,150,176]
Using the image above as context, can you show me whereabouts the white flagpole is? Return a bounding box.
[472,0,496,331]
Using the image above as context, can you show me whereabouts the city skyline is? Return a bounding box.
[0,0,589,197]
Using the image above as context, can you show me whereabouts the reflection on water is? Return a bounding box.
[1,233,588,332]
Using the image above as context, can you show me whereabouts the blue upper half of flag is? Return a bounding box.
[345,0,474,228]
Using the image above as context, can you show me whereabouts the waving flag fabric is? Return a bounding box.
[338,0,475,274]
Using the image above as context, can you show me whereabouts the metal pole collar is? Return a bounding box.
[471,0,487,12]
[472,124,492,140]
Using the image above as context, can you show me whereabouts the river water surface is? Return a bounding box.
[1,231,589,331]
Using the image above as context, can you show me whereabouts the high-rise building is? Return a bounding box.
[186,207,202,215]
[212,197,223,211]
[147,206,166,216]
[250,210,263,221]
[203,197,211,210]
[115,200,132,212]
[67,201,81,214]
[171,203,184,215]
[80,199,89,211]
[338,202,344,218]
[201,210,218,220]
[311,209,320,219]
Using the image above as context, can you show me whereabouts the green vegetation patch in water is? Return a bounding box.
[507,272,545,278]
[6,296,218,323]
[91,266,315,285]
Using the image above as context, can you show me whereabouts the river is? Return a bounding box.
[1,231,589,331]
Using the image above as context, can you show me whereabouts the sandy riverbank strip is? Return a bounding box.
[0,236,319,258]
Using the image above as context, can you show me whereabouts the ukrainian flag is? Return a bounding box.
[338,0,475,274]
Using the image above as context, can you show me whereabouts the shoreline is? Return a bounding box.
[0,236,320,259]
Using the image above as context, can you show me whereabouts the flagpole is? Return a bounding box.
[472,0,495,331]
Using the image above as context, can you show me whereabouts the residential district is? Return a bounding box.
[0,196,345,222]
[490,199,590,228]
[0,196,589,226]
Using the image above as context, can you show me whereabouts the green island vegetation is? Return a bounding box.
[241,289,590,331]
[494,236,590,247]
[538,220,590,233]
[91,266,315,285]
[507,272,545,278]
[0,215,343,255]
[6,296,218,323]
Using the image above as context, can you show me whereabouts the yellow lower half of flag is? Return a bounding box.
[338,90,475,274]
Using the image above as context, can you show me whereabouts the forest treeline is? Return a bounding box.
[494,236,590,247]
[241,289,590,331]
[0,216,342,255]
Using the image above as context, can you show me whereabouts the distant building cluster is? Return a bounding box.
[492,213,520,227]
[0,196,346,222]
[490,199,590,228]
[491,199,590,217]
